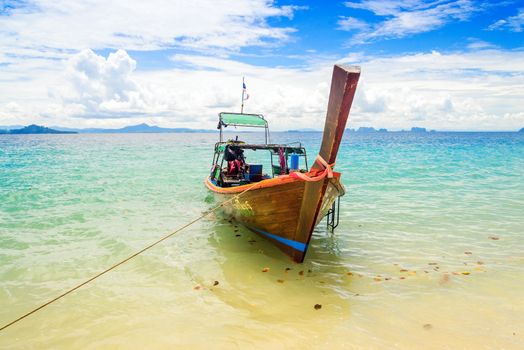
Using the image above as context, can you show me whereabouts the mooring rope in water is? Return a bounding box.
[0,182,263,333]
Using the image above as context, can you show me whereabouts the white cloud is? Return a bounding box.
[0,0,303,127]
[0,1,523,131]
[344,49,524,130]
[487,8,524,32]
[337,17,370,31]
[0,0,299,61]
[466,39,497,50]
[60,49,148,118]
[2,48,524,131]
[341,0,478,43]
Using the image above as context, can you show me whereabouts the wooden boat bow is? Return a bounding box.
[319,64,361,167]
[292,65,360,262]
[206,65,361,262]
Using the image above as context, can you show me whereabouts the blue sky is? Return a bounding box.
[0,0,523,130]
[97,1,524,69]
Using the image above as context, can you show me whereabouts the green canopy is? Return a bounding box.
[215,143,305,153]
[219,112,267,127]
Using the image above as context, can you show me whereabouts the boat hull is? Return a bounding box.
[205,174,344,262]
[204,64,360,262]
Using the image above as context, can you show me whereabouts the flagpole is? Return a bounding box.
[241,76,245,114]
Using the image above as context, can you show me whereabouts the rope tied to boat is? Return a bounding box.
[0,181,264,333]
[289,155,335,182]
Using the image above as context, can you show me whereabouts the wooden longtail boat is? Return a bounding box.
[205,65,360,262]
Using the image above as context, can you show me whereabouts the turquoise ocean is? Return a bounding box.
[1,132,523,349]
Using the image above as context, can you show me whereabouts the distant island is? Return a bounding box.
[0,124,77,134]
[287,128,321,133]
[0,123,215,134]
[349,127,389,133]
[345,127,436,133]
[2,123,524,134]
[60,123,215,134]
[410,127,428,133]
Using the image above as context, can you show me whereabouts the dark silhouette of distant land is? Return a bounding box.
[0,123,215,134]
[287,128,321,132]
[346,127,436,133]
[0,124,77,134]
[55,123,214,133]
[356,127,377,133]
[2,123,523,134]
[410,127,427,132]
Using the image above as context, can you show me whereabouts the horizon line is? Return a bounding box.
[0,123,522,134]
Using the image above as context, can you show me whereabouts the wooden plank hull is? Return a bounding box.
[205,175,344,262]
[204,65,360,262]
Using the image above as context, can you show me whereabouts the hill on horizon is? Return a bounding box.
[0,124,76,134]
[56,123,215,133]
[2,123,524,134]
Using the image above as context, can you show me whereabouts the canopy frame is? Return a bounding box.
[218,112,270,144]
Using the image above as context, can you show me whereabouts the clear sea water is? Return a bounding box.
[1,132,523,349]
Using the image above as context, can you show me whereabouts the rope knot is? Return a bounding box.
[314,155,335,178]
[289,155,335,182]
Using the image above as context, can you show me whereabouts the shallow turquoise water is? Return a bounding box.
[1,132,523,349]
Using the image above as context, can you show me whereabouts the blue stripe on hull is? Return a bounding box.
[248,226,307,252]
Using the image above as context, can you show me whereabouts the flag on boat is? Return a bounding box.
[243,81,250,100]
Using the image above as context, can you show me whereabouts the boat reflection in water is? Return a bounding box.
[203,215,352,322]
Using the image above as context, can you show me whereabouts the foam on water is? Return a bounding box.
[1,132,523,349]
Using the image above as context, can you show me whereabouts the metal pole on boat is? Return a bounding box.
[241,76,245,114]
